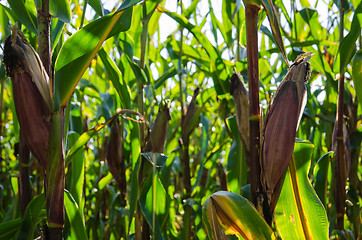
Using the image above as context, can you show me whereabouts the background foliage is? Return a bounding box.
[0,0,361,239]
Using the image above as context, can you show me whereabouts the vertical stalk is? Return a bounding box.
[38,0,64,239]
[245,3,261,207]
[335,0,346,230]
[136,2,149,239]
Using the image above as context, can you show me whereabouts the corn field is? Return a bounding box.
[0,0,361,239]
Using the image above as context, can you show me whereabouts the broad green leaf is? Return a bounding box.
[8,0,37,34]
[314,152,333,208]
[88,0,104,16]
[0,218,22,240]
[275,140,329,240]
[226,116,247,194]
[64,190,88,240]
[339,2,362,72]
[50,0,71,23]
[154,66,177,89]
[17,194,46,240]
[352,50,362,102]
[98,48,132,109]
[0,5,11,40]
[68,132,84,205]
[202,191,273,240]
[54,1,141,110]
[139,171,168,239]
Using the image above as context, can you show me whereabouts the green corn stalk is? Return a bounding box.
[261,53,312,220]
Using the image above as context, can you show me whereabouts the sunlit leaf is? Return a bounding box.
[275,140,329,240]
[7,0,37,34]
[202,191,274,240]
[64,190,88,240]
[352,50,362,102]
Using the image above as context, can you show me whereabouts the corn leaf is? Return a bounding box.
[139,171,168,239]
[16,194,46,240]
[88,0,104,16]
[226,116,247,194]
[98,48,132,109]
[274,140,329,240]
[54,1,141,110]
[339,2,362,72]
[352,50,362,102]
[49,0,71,23]
[64,190,88,240]
[203,191,273,240]
[0,218,22,240]
[7,0,37,34]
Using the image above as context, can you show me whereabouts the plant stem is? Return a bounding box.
[335,0,346,230]
[245,3,261,208]
[38,1,65,239]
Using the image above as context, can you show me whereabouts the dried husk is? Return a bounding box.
[261,53,312,204]
[3,26,52,168]
[230,72,250,155]
[145,101,171,153]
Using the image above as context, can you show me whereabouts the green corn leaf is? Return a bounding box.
[7,0,37,34]
[339,2,362,72]
[352,50,362,102]
[49,0,71,23]
[54,1,141,110]
[313,151,333,208]
[274,140,329,240]
[64,190,88,240]
[0,218,22,240]
[202,191,274,240]
[68,132,84,205]
[16,194,46,240]
[88,0,104,16]
[226,116,247,194]
[139,171,168,239]
[98,48,132,109]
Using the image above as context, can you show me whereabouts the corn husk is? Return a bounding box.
[230,72,250,154]
[261,53,312,203]
[3,25,52,167]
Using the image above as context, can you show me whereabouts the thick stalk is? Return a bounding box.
[137,3,149,239]
[335,0,346,230]
[38,0,64,239]
[245,3,261,207]
[18,134,32,217]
